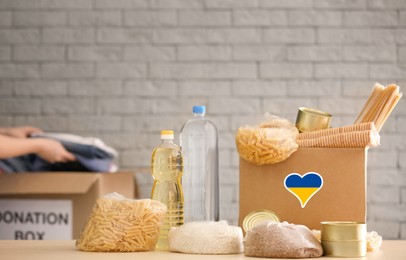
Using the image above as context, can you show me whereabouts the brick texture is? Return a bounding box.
[0,0,405,239]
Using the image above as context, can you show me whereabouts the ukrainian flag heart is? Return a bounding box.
[284,172,323,208]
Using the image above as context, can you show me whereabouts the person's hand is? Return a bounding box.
[2,126,43,139]
[34,139,76,163]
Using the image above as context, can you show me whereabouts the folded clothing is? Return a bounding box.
[0,133,118,173]
[32,139,117,172]
[30,132,118,159]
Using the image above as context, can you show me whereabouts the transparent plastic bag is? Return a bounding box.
[168,221,243,254]
[76,192,167,252]
[236,114,299,165]
[244,221,323,258]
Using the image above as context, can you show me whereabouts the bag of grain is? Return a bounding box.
[168,221,243,254]
[244,221,323,258]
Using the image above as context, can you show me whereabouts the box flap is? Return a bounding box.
[99,171,135,198]
[0,173,99,195]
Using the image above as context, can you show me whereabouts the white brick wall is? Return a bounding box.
[0,0,405,239]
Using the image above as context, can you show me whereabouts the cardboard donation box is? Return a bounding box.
[0,172,134,240]
[239,148,367,230]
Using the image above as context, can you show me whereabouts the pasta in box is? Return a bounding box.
[76,193,166,252]
[238,83,401,231]
[235,114,299,165]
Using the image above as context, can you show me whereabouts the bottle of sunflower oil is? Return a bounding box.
[151,130,184,250]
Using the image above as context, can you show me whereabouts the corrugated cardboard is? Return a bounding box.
[0,171,135,239]
[239,148,367,230]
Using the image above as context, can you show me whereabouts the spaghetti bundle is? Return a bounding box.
[298,122,375,140]
[354,83,402,132]
[298,129,380,148]
[297,122,380,148]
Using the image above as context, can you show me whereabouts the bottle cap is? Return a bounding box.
[193,106,206,114]
[242,209,280,233]
[161,130,174,139]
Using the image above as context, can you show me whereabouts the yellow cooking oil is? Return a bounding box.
[151,130,184,250]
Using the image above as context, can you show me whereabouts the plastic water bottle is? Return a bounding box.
[180,106,219,222]
[151,130,184,250]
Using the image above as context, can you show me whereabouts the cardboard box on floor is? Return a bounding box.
[239,148,367,230]
[0,172,135,240]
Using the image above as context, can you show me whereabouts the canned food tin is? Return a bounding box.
[321,221,366,241]
[322,240,367,258]
[295,107,332,133]
[321,221,367,258]
[242,210,280,233]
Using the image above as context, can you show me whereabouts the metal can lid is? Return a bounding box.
[298,107,332,118]
[321,221,367,241]
[242,210,280,233]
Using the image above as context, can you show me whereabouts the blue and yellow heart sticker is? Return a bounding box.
[284,172,323,208]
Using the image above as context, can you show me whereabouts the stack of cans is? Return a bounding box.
[321,221,367,257]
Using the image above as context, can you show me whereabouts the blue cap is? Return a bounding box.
[193,106,206,114]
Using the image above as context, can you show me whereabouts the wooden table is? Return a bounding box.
[1,240,405,260]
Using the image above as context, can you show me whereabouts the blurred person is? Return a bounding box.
[0,126,75,163]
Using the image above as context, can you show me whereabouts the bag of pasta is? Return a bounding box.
[76,192,167,252]
[236,114,299,165]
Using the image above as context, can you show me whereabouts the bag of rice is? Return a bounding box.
[244,221,323,258]
[168,221,244,254]
[76,192,167,252]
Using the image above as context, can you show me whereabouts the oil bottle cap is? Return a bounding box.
[161,130,174,139]
[193,106,206,114]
